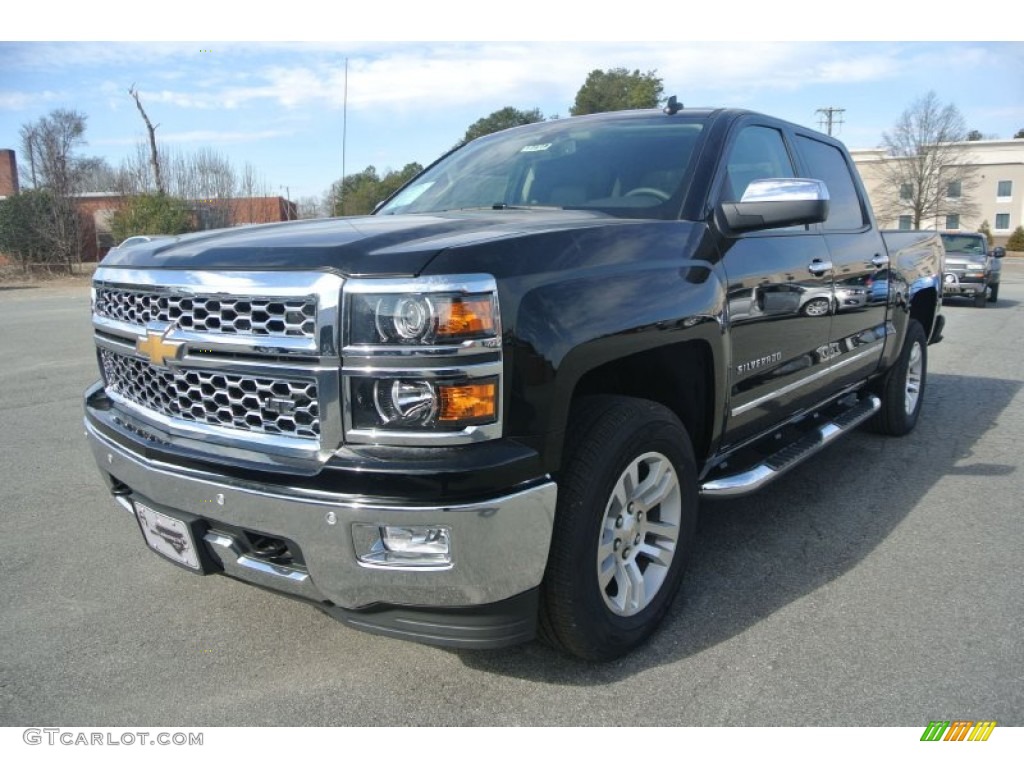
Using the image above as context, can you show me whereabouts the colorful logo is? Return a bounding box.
[920,720,996,742]
[136,328,184,368]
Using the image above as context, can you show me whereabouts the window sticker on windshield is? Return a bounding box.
[520,144,552,153]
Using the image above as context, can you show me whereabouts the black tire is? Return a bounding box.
[974,290,987,308]
[988,283,999,303]
[801,297,831,317]
[539,396,698,661]
[869,319,927,436]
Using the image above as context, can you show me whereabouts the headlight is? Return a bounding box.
[351,292,497,346]
[343,275,503,444]
[351,376,498,431]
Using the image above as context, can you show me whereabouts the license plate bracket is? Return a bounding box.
[134,500,210,573]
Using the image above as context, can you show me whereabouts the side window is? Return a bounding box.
[796,135,867,231]
[722,126,795,202]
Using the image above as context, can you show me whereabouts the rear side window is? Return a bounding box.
[796,136,866,231]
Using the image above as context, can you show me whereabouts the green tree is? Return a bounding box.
[373,163,424,206]
[1006,225,1024,251]
[460,107,544,144]
[0,190,60,272]
[569,68,664,116]
[977,219,993,245]
[1014,128,1024,139]
[329,163,424,216]
[966,129,983,141]
[109,194,193,244]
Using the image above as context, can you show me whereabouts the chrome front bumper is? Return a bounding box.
[85,419,557,613]
[942,277,986,296]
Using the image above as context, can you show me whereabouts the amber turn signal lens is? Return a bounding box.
[438,382,497,422]
[437,298,495,339]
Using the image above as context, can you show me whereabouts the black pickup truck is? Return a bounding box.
[84,106,945,660]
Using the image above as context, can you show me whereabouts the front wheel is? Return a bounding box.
[988,283,999,303]
[539,397,698,661]
[801,297,832,317]
[870,319,927,436]
[974,290,987,308]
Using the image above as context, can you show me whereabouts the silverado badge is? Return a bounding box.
[136,328,184,367]
[736,351,782,375]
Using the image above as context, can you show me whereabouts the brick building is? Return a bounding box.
[80,193,299,261]
[0,149,18,198]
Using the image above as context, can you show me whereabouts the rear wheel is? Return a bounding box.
[870,319,927,436]
[539,396,698,661]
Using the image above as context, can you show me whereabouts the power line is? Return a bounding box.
[816,107,845,137]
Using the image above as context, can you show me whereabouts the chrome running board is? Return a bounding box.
[701,395,881,498]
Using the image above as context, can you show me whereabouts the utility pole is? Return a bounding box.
[340,57,348,217]
[816,107,845,137]
[26,128,38,187]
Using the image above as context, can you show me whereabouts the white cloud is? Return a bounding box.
[92,129,293,147]
[0,89,69,111]
[0,42,969,119]
[160,129,293,143]
[152,42,923,114]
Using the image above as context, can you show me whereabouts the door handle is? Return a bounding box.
[807,260,832,276]
[871,254,889,268]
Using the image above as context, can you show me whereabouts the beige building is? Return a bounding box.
[851,140,1024,246]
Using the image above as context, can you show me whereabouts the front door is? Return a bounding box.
[716,122,835,448]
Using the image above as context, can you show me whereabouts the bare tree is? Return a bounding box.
[15,109,92,269]
[114,140,278,228]
[78,157,119,193]
[169,147,236,229]
[112,143,153,196]
[297,196,324,219]
[875,92,979,229]
[128,85,165,195]
[236,162,269,224]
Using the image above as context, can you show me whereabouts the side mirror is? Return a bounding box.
[719,178,830,234]
[991,246,1006,259]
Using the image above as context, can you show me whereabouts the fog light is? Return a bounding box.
[352,524,452,569]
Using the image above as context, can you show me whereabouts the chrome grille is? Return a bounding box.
[100,349,320,439]
[94,286,317,338]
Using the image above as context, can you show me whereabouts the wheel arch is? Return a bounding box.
[908,285,939,341]
[551,338,718,475]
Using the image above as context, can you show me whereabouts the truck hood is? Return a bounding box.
[99,210,629,277]
[943,254,988,268]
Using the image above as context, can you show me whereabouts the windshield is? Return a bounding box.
[378,116,706,220]
[940,234,987,256]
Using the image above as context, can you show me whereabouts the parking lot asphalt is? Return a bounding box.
[0,263,1021,726]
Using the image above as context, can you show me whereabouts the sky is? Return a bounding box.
[3,10,1023,204]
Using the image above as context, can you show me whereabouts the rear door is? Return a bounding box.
[793,132,889,389]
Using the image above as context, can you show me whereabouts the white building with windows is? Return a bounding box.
[851,140,1024,245]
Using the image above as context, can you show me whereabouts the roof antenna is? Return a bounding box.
[664,95,683,115]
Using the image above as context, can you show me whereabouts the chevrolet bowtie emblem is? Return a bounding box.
[136,329,184,367]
